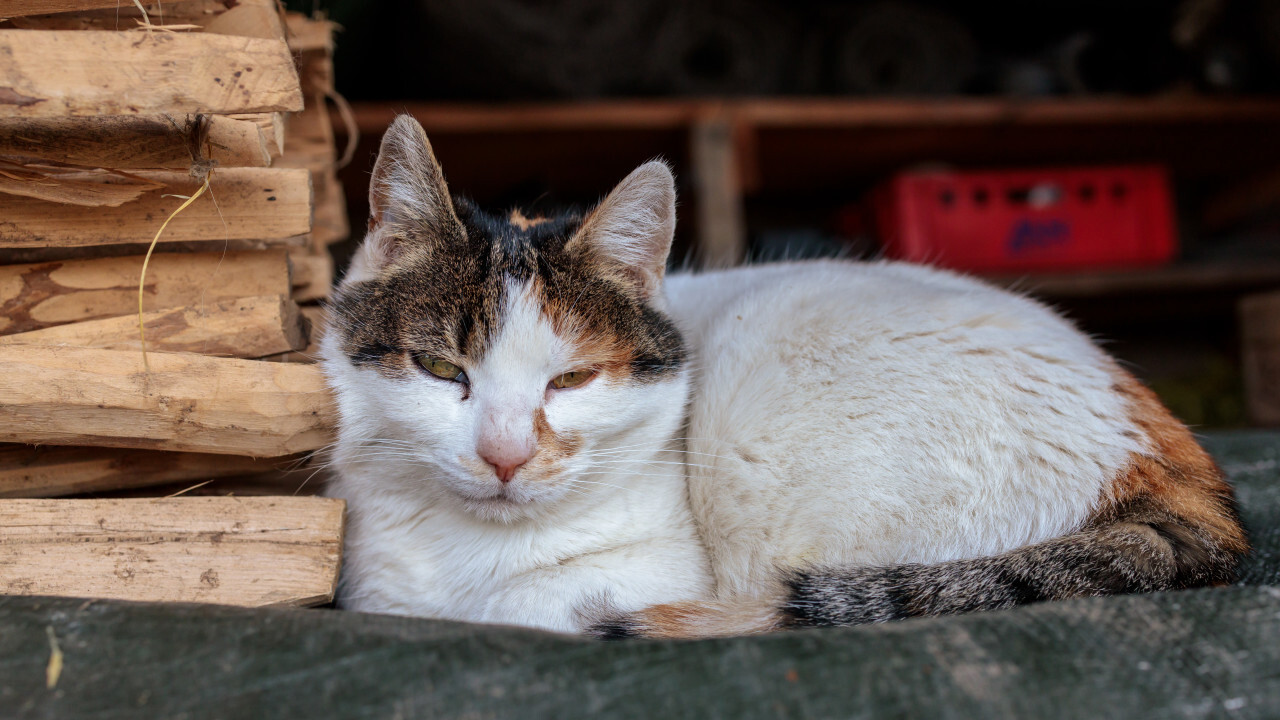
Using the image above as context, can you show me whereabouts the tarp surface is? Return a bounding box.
[3,431,1279,720]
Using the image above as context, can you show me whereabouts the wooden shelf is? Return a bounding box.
[987,261,1280,299]
[352,96,1280,134]
[338,96,1280,271]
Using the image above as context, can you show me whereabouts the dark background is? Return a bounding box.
[294,0,1280,427]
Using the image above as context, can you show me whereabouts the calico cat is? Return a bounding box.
[321,115,1248,638]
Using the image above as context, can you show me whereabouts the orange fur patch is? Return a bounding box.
[620,599,785,639]
[532,406,582,463]
[509,209,551,231]
[1106,367,1248,553]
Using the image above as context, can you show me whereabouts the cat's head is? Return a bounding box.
[321,115,689,523]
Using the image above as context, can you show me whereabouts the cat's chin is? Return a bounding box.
[457,492,545,524]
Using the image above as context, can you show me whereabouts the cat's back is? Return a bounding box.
[664,260,1144,596]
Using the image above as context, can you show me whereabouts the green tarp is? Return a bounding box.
[3,430,1279,720]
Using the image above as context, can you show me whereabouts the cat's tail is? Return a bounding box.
[589,374,1249,640]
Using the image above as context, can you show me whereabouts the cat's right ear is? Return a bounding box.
[347,115,462,283]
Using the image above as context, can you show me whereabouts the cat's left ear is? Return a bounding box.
[567,160,676,301]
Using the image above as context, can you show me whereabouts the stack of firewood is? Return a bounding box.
[0,1,347,609]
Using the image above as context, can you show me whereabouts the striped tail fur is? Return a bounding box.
[590,372,1248,640]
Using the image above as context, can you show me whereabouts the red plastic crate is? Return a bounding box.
[871,165,1178,273]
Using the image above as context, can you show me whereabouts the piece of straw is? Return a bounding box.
[138,172,211,371]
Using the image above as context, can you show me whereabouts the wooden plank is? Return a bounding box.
[350,97,1280,135]
[0,29,303,117]
[289,253,333,302]
[986,261,1280,298]
[0,294,309,358]
[202,0,286,42]
[1241,290,1280,426]
[0,249,292,334]
[0,0,129,17]
[262,304,322,364]
[0,167,312,249]
[0,114,274,168]
[0,444,301,498]
[690,116,746,268]
[0,345,335,456]
[286,12,337,53]
[0,496,344,607]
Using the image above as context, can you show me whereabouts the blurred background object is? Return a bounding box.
[298,0,1280,428]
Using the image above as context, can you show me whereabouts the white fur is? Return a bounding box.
[664,260,1143,598]
[322,280,711,632]
[324,257,1146,632]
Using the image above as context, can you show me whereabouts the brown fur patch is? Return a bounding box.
[1105,367,1248,554]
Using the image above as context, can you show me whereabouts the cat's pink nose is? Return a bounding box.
[480,448,534,483]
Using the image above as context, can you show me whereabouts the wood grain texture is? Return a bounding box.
[690,116,746,268]
[288,252,333,302]
[0,167,311,248]
[0,345,335,456]
[0,0,130,17]
[1241,290,1280,425]
[0,249,291,334]
[0,30,302,117]
[0,444,299,498]
[0,114,274,168]
[0,497,344,606]
[0,294,308,358]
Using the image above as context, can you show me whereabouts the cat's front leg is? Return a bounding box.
[479,543,714,634]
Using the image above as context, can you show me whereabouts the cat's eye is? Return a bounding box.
[417,356,467,383]
[550,369,596,390]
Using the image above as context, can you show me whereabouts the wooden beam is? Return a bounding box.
[1241,290,1280,426]
[0,295,309,358]
[690,115,746,268]
[0,0,128,17]
[0,444,301,498]
[0,345,335,457]
[0,249,292,334]
[0,496,343,607]
[289,253,333,302]
[0,29,303,117]
[0,114,275,168]
[0,167,312,249]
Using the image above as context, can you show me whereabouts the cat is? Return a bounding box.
[320,115,1248,638]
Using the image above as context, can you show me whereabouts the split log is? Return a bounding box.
[0,114,276,168]
[0,163,164,207]
[0,167,312,249]
[286,12,338,53]
[0,444,300,498]
[0,345,335,456]
[0,29,303,117]
[0,496,344,607]
[203,0,287,42]
[0,249,291,334]
[0,295,309,358]
[263,305,324,363]
[0,0,130,17]
[289,252,333,302]
[227,112,286,159]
